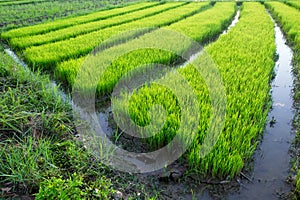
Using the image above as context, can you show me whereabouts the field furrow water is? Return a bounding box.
[180,8,240,69]
[229,17,294,200]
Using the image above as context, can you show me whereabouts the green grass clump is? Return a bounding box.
[36,174,85,200]
[0,51,73,138]
[0,50,116,198]
[0,136,115,198]
[36,173,113,200]
[0,136,57,193]
[293,170,300,199]
[35,141,114,200]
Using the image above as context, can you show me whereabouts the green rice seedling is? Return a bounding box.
[23,2,209,69]
[113,2,275,178]
[195,2,275,176]
[10,2,183,49]
[265,2,300,55]
[166,2,236,44]
[55,2,236,92]
[285,0,300,10]
[185,3,275,177]
[0,2,159,39]
[0,0,48,6]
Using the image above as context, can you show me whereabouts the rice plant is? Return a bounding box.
[22,2,209,69]
[1,1,157,37]
[113,2,275,178]
[9,2,181,49]
[55,2,236,93]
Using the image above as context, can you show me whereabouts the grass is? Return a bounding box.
[1,0,300,198]
[0,136,55,193]
[0,50,74,139]
[0,48,158,199]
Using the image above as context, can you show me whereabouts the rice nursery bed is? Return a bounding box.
[1,0,300,199]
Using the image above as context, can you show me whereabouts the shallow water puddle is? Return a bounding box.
[4,48,27,69]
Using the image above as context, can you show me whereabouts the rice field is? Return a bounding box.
[1,0,300,199]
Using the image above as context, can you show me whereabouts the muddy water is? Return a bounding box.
[228,22,294,200]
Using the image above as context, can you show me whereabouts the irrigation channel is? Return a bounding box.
[2,7,296,200]
[228,19,295,199]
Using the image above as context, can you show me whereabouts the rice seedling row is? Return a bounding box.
[0,0,49,6]
[21,2,210,69]
[1,2,157,37]
[56,2,236,95]
[113,2,275,178]
[265,2,300,54]
[285,0,300,10]
[185,2,275,178]
[0,0,142,31]
[9,2,183,49]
